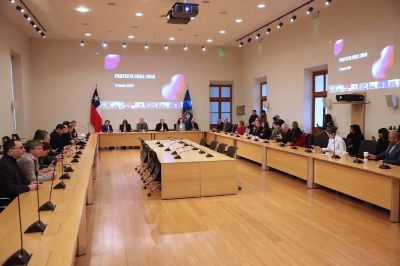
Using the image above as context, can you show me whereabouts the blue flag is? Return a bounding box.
[182,89,193,124]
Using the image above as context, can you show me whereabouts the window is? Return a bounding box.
[312,70,328,134]
[209,85,232,128]
[260,82,267,113]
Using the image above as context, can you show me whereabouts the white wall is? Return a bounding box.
[240,0,400,138]
[30,40,242,132]
[0,16,32,139]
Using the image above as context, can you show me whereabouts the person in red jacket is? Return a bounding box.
[288,121,306,147]
[235,121,246,135]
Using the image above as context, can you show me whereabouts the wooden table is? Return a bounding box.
[146,139,237,199]
[153,130,203,144]
[0,135,97,265]
[205,132,400,222]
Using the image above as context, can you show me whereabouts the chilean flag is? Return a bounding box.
[90,88,102,132]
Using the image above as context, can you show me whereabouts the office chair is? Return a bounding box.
[147,159,162,196]
[225,146,242,191]
[313,134,329,148]
[0,197,10,213]
[2,136,11,147]
[209,140,219,151]
[143,151,159,187]
[356,140,377,158]
[11,134,21,141]
[216,143,228,154]
[199,137,206,146]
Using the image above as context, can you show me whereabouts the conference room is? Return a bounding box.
[1,0,400,265]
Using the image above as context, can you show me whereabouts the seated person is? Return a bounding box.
[39,142,58,169]
[259,121,272,139]
[0,139,39,200]
[33,129,50,143]
[18,140,55,182]
[375,128,389,155]
[288,121,306,147]
[249,119,263,136]
[186,118,199,130]
[71,120,78,139]
[222,117,232,132]
[235,121,246,135]
[369,131,400,165]
[119,119,132,132]
[136,117,148,132]
[155,119,169,131]
[215,119,223,131]
[270,122,283,140]
[62,121,74,146]
[50,124,67,153]
[321,127,347,156]
[276,123,295,144]
[347,124,364,156]
[102,120,113,133]
[176,118,186,131]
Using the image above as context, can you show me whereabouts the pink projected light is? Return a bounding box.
[333,39,344,56]
[372,45,394,79]
[104,54,120,70]
[161,74,185,100]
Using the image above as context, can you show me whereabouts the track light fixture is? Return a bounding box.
[307,6,314,15]
[256,33,261,40]
[144,43,149,49]
[247,37,252,43]
[291,14,297,22]
[80,40,85,47]
[277,22,283,29]
[239,42,243,48]
[9,0,16,4]
[325,0,332,5]
[164,44,169,50]
[266,28,271,35]
[201,46,206,51]
[122,42,127,48]
[12,0,46,38]
[183,45,188,51]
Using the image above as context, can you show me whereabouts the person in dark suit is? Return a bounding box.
[276,123,295,144]
[71,120,78,139]
[155,119,169,131]
[248,110,259,130]
[0,139,38,200]
[375,128,389,155]
[102,120,113,133]
[369,131,400,165]
[186,118,199,130]
[222,117,232,132]
[119,119,132,132]
[346,124,364,156]
[215,119,223,131]
[249,119,263,136]
[259,121,272,139]
[62,121,73,146]
[50,124,67,152]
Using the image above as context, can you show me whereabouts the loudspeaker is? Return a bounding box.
[236,106,245,115]
[385,95,398,108]
[336,94,364,102]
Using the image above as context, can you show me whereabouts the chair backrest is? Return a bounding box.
[226,146,237,158]
[356,140,377,158]
[305,134,314,148]
[216,143,228,154]
[209,140,219,151]
[199,137,206,146]
[11,134,20,141]
[342,138,350,150]
[2,136,11,146]
[314,134,329,148]
[231,125,237,133]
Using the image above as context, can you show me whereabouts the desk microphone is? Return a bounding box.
[379,162,391,169]
[279,143,286,147]
[191,144,199,150]
[25,170,46,234]
[54,162,67,189]
[3,195,32,265]
[290,146,298,149]
[173,148,193,159]
[199,149,206,154]
[59,159,71,180]
[39,160,57,211]
[164,140,179,151]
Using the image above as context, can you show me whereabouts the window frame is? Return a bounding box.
[312,70,328,135]
[209,85,232,129]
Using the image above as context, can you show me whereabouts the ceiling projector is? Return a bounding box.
[167,2,199,24]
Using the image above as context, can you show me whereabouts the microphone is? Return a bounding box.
[75,145,82,155]
[54,160,67,189]
[304,147,312,153]
[174,147,194,159]
[279,143,286,147]
[3,195,32,265]
[39,160,57,211]
[164,140,179,151]
[59,159,71,180]
[379,161,391,169]
[25,169,47,234]
[290,146,298,150]
[263,140,270,143]
[171,146,186,155]
[199,149,206,154]
[331,133,341,159]
[190,144,199,150]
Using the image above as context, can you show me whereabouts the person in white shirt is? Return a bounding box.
[177,118,186,131]
[321,127,347,156]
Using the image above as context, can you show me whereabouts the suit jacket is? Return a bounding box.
[119,123,132,132]
[186,122,199,130]
[0,154,30,200]
[259,127,272,139]
[17,153,52,182]
[50,130,65,152]
[347,133,364,156]
[101,124,113,132]
[376,143,400,165]
[249,126,263,136]
[136,122,149,131]
[215,123,224,131]
[375,138,389,155]
[155,123,169,131]
[222,122,232,132]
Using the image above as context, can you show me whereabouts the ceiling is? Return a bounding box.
[0,0,328,47]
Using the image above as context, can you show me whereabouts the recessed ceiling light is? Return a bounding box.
[207,39,213,43]
[202,46,206,51]
[102,42,108,48]
[169,37,175,41]
[135,12,143,17]
[95,51,100,55]
[164,45,169,50]
[128,35,134,39]
[75,6,90,13]
[219,30,226,34]
[144,43,149,49]
[257,3,266,8]
[183,45,188,51]
[122,42,127,48]
[85,33,91,36]
[10,0,16,4]
[235,18,243,23]
[80,40,85,47]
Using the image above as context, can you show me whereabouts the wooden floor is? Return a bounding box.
[75,150,400,266]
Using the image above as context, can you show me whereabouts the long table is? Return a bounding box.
[206,132,400,222]
[146,139,237,199]
[98,130,204,148]
[0,135,97,265]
